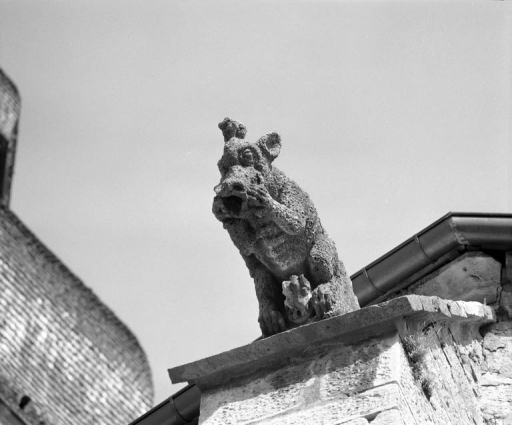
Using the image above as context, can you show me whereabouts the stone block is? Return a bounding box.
[370,408,402,425]
[259,383,403,425]
[499,290,512,319]
[201,333,400,425]
[480,322,512,423]
[198,336,404,425]
[405,252,501,304]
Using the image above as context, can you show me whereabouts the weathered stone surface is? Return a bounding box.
[198,334,403,425]
[370,408,402,425]
[340,419,370,425]
[396,339,439,425]
[282,274,314,326]
[258,384,402,425]
[423,327,480,423]
[405,252,501,304]
[201,334,400,424]
[397,315,488,424]
[189,293,510,424]
[197,306,495,425]
[499,290,512,319]
[480,322,512,424]
[212,117,359,336]
[168,296,495,389]
[504,252,512,284]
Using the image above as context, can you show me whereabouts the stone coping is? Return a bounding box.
[168,295,495,389]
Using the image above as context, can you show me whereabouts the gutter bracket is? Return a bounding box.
[448,219,470,246]
[414,235,436,263]
[364,269,384,295]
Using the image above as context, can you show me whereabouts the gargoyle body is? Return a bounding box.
[212,118,359,337]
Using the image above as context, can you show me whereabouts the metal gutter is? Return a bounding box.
[128,384,200,425]
[129,212,512,424]
[352,212,512,307]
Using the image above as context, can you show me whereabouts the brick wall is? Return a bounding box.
[0,208,153,424]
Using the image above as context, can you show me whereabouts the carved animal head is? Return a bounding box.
[282,275,314,325]
[212,117,281,223]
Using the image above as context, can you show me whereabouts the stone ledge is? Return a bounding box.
[168,295,495,389]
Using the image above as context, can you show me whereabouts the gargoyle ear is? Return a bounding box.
[257,132,281,162]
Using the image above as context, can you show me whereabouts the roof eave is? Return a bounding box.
[352,212,512,307]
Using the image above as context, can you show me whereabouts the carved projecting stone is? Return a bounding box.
[212,117,359,336]
[282,275,314,326]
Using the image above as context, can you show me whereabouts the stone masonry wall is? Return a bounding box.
[480,321,512,424]
[184,296,495,425]
[392,250,512,424]
[171,248,512,424]
[200,333,404,424]
[0,208,153,424]
[399,309,512,424]
[398,308,486,424]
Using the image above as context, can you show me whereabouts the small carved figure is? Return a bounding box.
[282,275,314,326]
[213,118,359,337]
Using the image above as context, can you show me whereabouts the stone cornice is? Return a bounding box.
[168,295,495,389]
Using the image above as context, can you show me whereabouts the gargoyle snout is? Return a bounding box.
[230,182,245,192]
[215,179,247,197]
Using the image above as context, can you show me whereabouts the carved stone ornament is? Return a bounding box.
[212,118,359,336]
[282,274,314,326]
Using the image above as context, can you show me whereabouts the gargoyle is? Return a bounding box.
[212,118,359,336]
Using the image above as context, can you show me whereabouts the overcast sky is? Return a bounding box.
[1,0,511,406]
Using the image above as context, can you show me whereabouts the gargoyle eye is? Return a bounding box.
[241,149,254,164]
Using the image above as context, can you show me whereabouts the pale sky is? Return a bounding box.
[1,0,511,406]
